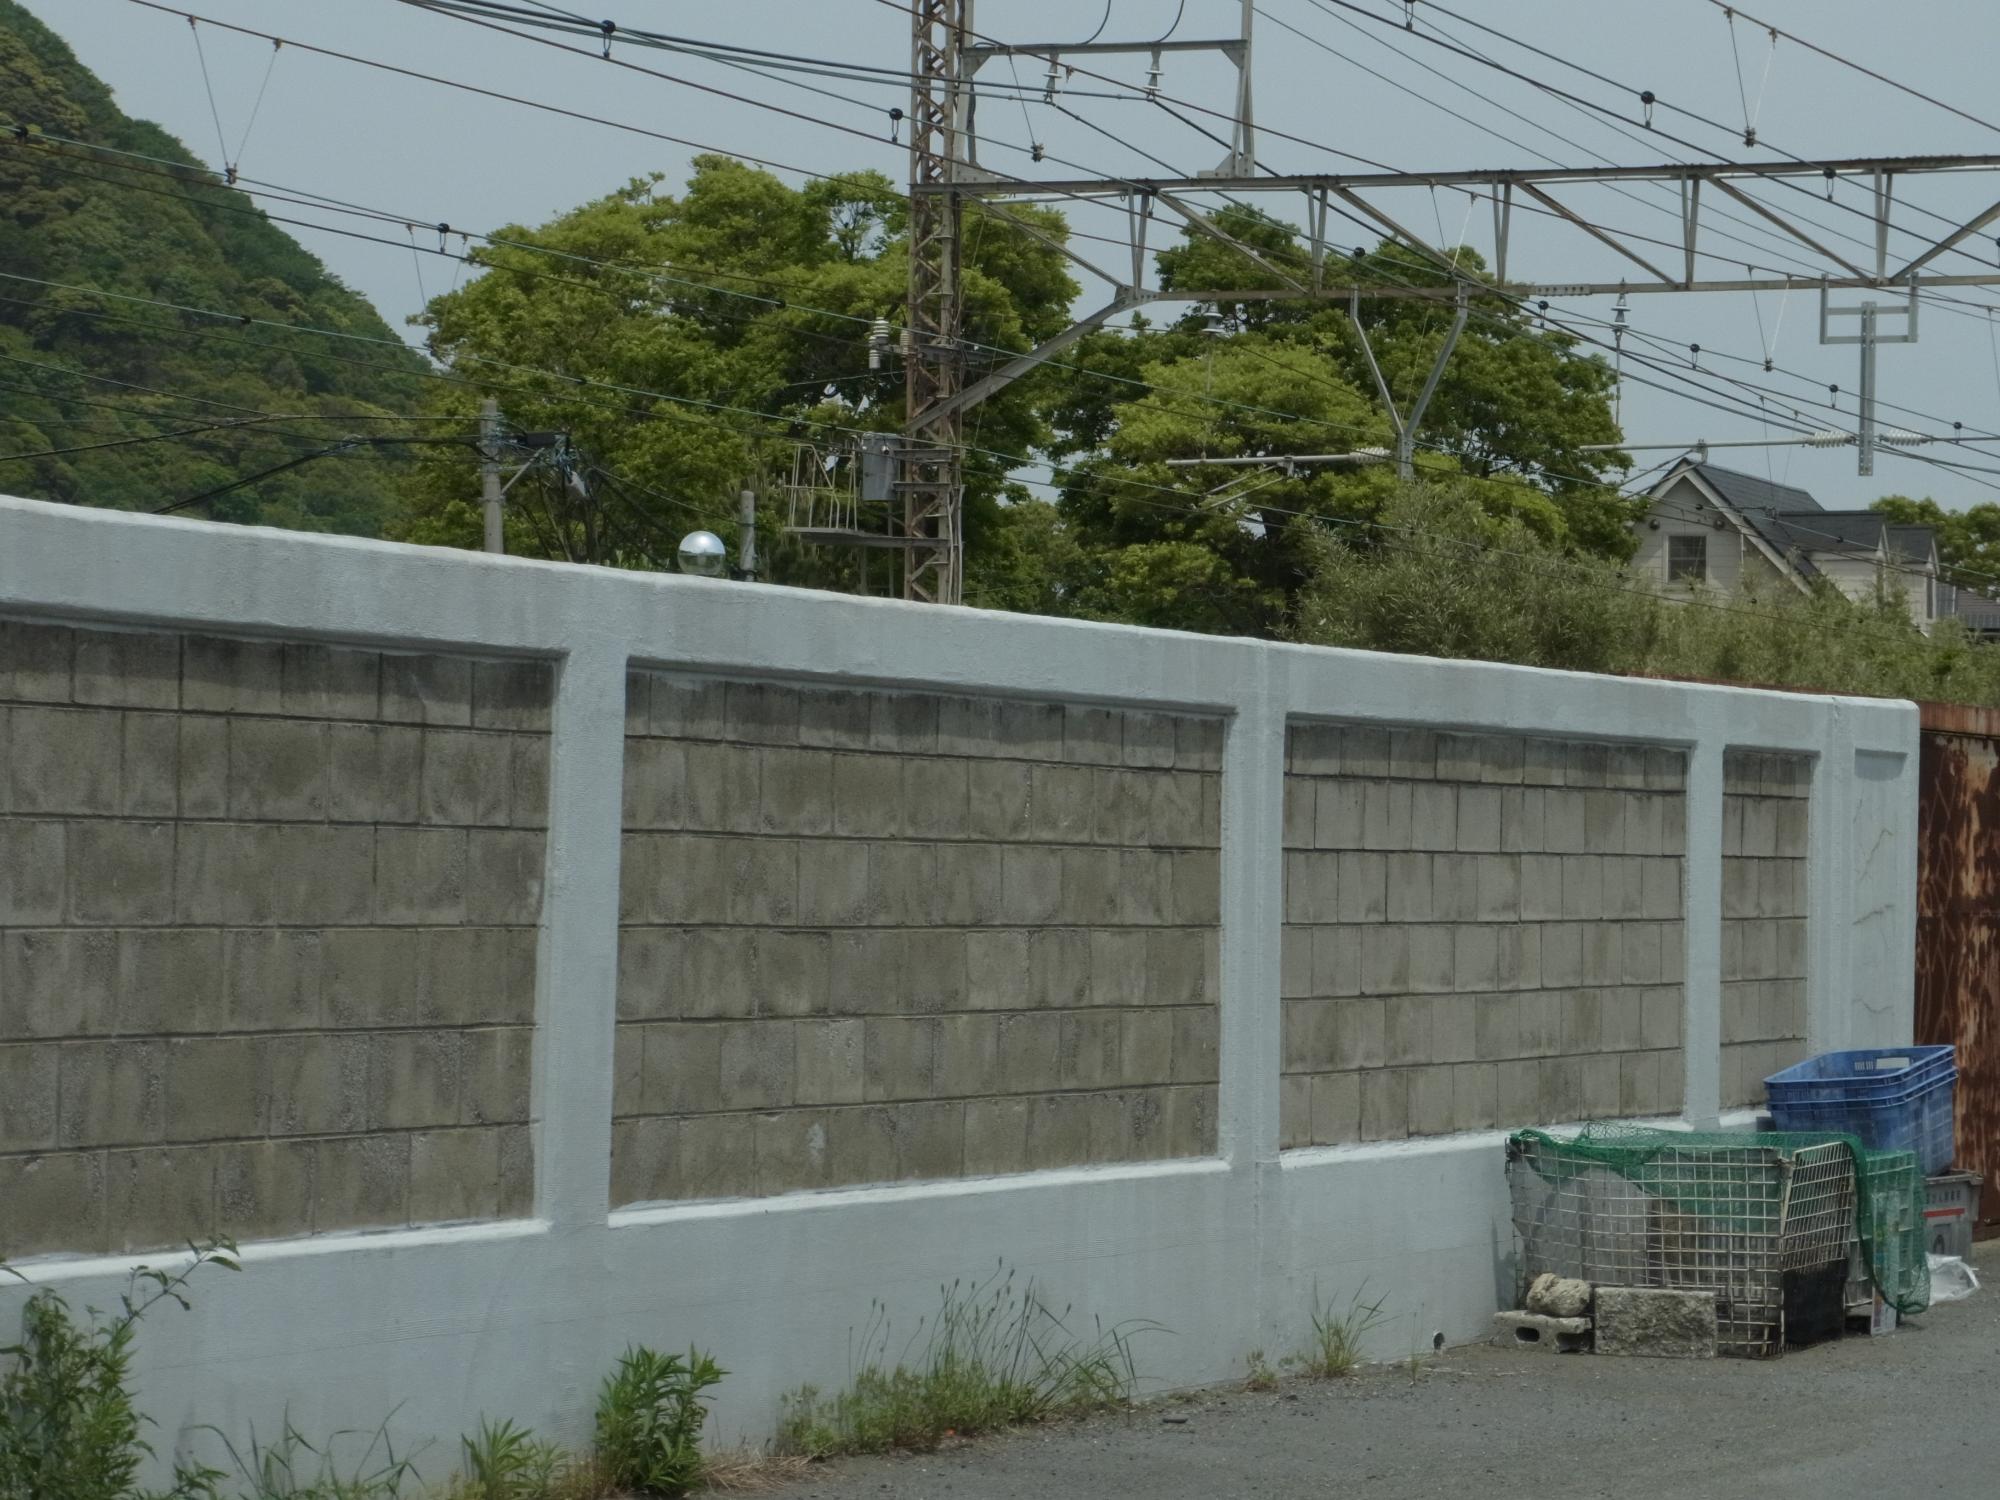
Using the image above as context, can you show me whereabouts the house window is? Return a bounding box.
[1668,534,1707,583]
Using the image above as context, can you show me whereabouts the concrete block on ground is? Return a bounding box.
[1593,1286,1718,1358]
[1491,1312,1591,1353]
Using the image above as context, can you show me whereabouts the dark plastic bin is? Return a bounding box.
[1764,1046,1958,1175]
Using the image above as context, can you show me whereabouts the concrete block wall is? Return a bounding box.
[1720,750,1811,1107]
[1279,725,1687,1146]
[612,672,1224,1203]
[0,498,1924,1483]
[0,619,547,1258]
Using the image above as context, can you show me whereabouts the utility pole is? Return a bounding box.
[480,397,504,554]
[737,486,757,581]
[903,0,969,604]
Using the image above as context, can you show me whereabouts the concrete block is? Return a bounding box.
[1280,1074,1312,1149]
[830,752,900,838]
[1560,854,1604,919]
[1514,737,1561,786]
[794,841,868,928]
[465,829,545,925]
[647,674,728,740]
[1308,1071,1361,1145]
[368,1031,462,1130]
[624,670,652,733]
[1496,1058,1542,1126]
[858,840,926,926]
[1172,850,1221,925]
[754,931,829,1018]
[1017,1092,1088,1169]
[380,653,473,726]
[1491,1312,1591,1353]
[989,1011,1058,1094]
[1084,1089,1142,1161]
[1479,736,1527,785]
[1380,852,1431,923]
[796,685,873,750]
[1026,762,1091,843]
[1431,854,1478,922]
[224,719,329,820]
[1405,924,1454,994]
[1578,1052,1621,1118]
[1171,1005,1219,1084]
[998,844,1064,925]
[1088,929,1149,1009]
[902,757,969,838]
[617,928,677,1022]
[679,741,761,834]
[73,627,180,709]
[1581,925,1625,986]
[1122,710,1178,768]
[326,723,422,824]
[1284,779,1315,849]
[0,821,64,925]
[1058,1010,1122,1089]
[1028,929,1091,1010]
[1177,715,1224,772]
[1360,779,1413,851]
[420,728,513,827]
[1062,703,1123,765]
[1474,853,1522,922]
[322,927,421,1028]
[1409,782,1457,851]
[409,1126,506,1223]
[11,705,121,813]
[1541,923,1583,988]
[1409,1064,1454,1135]
[969,759,1033,841]
[216,1139,315,1241]
[796,1017,866,1105]
[460,1026,534,1124]
[313,1134,412,1230]
[1475,993,1523,1060]
[1618,1051,1662,1115]
[623,738,688,831]
[67,820,173,925]
[265,1033,371,1137]
[940,843,1005,926]
[1334,851,1387,923]
[1281,925,1312,999]
[1582,790,1627,854]
[1497,925,1540,991]
[281,643,381,719]
[827,929,906,1014]
[114,928,224,1034]
[1145,928,1207,1007]
[1149,769,1207,847]
[0,1043,58,1151]
[1593,1287,1718,1358]
[1283,997,1335,1074]
[119,711,179,816]
[1425,732,1477,782]
[1542,788,1586,853]
[0,619,74,701]
[1642,858,1683,919]
[1314,779,1365,849]
[1501,787,1546,853]
[869,691,939,754]
[469,659,552,731]
[963,929,1029,1010]
[1621,922,1664,985]
[0,1152,106,1258]
[1326,724,1380,777]
[958,1095,1031,1178]
[1,930,116,1039]
[817,1106,894,1188]
[1284,850,1337,926]
[373,827,469,925]
[1325,995,1383,1070]
[182,635,283,714]
[1454,786,1500,852]
[1451,924,1499,993]
[1514,854,1560,922]
[863,1016,937,1101]
[932,1014,1000,1096]
[1452,1061,1499,1130]
[1382,727,1435,780]
[173,714,227,817]
[610,1117,680,1206]
[681,929,758,1020]
[1378,991,1427,1066]
[1160,1083,1213,1157]
[1429,993,1476,1063]
[752,1109,830,1195]
[1518,990,1563,1056]
[1358,1067,1408,1141]
[163,1036,268,1142]
[639,1022,723,1116]
[1561,988,1602,1052]
[891,1099,964,1180]
[1060,846,1122,925]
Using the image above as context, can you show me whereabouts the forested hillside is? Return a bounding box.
[0,0,432,533]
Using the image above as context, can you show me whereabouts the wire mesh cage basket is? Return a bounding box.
[1507,1126,1858,1357]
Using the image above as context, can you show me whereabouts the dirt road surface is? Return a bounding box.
[767,1244,1997,1500]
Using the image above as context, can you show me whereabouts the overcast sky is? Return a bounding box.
[27,0,2000,509]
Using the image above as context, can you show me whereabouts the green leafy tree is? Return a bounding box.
[0,1,428,532]
[396,158,1078,587]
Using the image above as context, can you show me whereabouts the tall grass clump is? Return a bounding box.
[776,1264,1157,1458]
[1299,1285,1388,1380]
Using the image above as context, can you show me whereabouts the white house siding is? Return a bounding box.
[1631,476,1751,594]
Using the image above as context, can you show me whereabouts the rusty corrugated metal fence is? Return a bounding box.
[1916,701,2000,1228]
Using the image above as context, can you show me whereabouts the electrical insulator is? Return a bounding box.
[867,316,891,371]
[1145,48,1163,99]
[1043,55,1061,103]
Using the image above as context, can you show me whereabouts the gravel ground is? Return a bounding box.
[764,1243,1997,1500]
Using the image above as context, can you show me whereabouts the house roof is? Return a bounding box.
[1662,462,1938,577]
[1767,509,1890,556]
[1691,464,1823,517]
[1887,525,1939,565]
[1949,591,2000,630]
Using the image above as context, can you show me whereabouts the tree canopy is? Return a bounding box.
[0,0,429,532]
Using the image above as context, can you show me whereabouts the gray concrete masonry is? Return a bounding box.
[1280,724,1689,1147]
[1719,750,1811,1107]
[613,671,1223,1205]
[0,621,546,1259]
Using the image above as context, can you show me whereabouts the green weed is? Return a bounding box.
[196,1415,420,1499]
[1241,1350,1278,1393]
[593,1346,725,1496]
[1300,1285,1387,1380]
[450,1417,577,1500]
[775,1264,1157,1459]
[0,1240,237,1500]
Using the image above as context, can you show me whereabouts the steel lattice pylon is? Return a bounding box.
[903,0,967,604]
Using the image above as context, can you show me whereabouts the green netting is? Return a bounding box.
[1509,1122,1930,1319]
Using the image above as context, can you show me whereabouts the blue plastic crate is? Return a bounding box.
[1764,1047,1957,1175]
